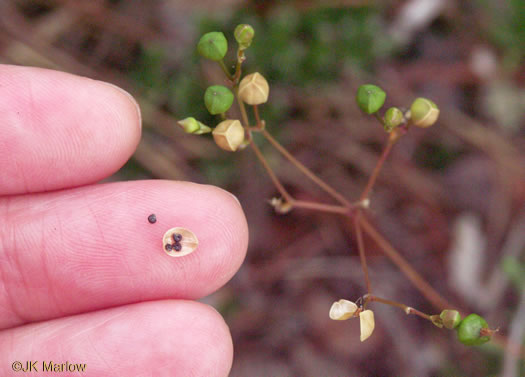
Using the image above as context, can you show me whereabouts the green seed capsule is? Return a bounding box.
[356,84,386,115]
[383,107,404,132]
[440,309,461,329]
[234,24,255,50]
[197,32,228,61]
[456,314,491,346]
[409,97,439,128]
[177,117,212,134]
[204,85,234,115]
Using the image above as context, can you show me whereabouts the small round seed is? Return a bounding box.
[162,227,198,257]
[148,214,157,224]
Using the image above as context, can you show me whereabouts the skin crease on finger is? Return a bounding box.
[0,65,141,195]
[0,180,248,329]
[0,300,234,377]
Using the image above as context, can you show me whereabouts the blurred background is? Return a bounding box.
[1,0,524,375]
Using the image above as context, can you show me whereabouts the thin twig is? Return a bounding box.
[364,294,433,321]
[261,129,353,207]
[249,140,294,203]
[360,133,395,201]
[354,212,371,294]
[359,216,453,310]
[292,200,349,214]
[218,59,233,81]
[253,105,262,127]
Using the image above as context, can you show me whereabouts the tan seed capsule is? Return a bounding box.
[162,227,198,257]
[238,72,269,105]
[212,119,245,152]
[359,310,375,342]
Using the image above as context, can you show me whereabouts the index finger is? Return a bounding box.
[0,64,141,195]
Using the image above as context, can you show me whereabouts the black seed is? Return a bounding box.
[173,243,182,251]
[173,233,182,242]
[165,243,173,251]
[148,214,157,224]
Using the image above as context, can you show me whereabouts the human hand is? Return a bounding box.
[0,65,248,376]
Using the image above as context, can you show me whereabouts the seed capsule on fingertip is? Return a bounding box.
[162,227,198,257]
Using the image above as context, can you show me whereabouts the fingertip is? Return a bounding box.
[98,81,142,133]
[0,65,142,194]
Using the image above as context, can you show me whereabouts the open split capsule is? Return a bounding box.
[162,227,198,257]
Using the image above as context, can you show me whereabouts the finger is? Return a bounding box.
[0,64,141,195]
[0,180,248,329]
[0,300,233,377]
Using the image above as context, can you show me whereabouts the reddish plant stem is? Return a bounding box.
[261,129,353,208]
[218,59,233,81]
[249,140,293,203]
[360,133,395,201]
[364,294,433,321]
[292,200,349,214]
[359,216,453,310]
[253,105,262,128]
[354,212,371,294]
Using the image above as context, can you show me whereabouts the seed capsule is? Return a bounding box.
[409,97,440,128]
[238,72,269,105]
[162,227,198,257]
[359,310,375,342]
[329,299,358,320]
[440,309,461,329]
[383,107,404,132]
[177,117,212,135]
[204,85,234,115]
[197,32,228,61]
[356,84,386,114]
[234,24,255,50]
[456,313,491,346]
[212,119,245,152]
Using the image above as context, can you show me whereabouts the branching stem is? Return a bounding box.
[360,132,396,201]
[354,211,371,294]
[261,129,353,208]
[364,294,432,321]
[359,216,453,310]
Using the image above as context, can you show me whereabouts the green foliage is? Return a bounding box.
[501,256,525,291]
[200,5,391,86]
[476,0,525,70]
[130,44,167,98]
